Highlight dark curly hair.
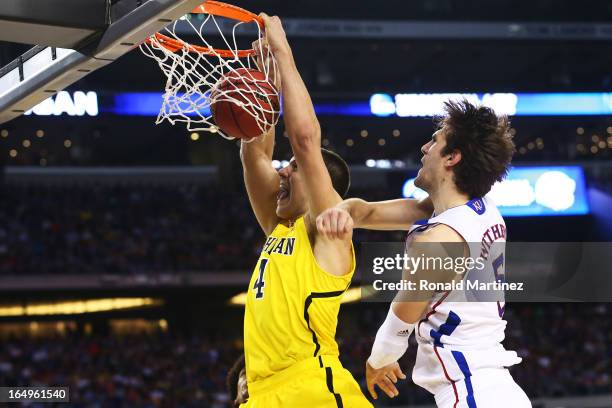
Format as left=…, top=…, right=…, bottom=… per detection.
left=226, top=354, right=245, bottom=406
left=437, top=99, right=515, bottom=198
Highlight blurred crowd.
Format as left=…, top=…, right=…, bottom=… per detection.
left=0, top=184, right=263, bottom=274
left=1, top=303, right=610, bottom=407
left=504, top=303, right=612, bottom=399
left=0, top=184, right=406, bottom=275
left=0, top=332, right=242, bottom=408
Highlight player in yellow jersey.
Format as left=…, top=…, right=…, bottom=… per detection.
left=238, top=14, right=372, bottom=408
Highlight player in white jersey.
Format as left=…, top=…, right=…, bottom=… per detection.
left=317, top=100, right=531, bottom=407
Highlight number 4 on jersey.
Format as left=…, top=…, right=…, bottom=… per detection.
left=253, top=258, right=268, bottom=299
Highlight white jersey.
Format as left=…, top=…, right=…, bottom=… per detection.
left=409, top=196, right=523, bottom=397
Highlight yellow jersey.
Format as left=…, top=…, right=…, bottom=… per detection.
left=244, top=216, right=355, bottom=383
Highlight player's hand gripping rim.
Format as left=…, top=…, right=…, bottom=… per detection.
left=365, top=361, right=406, bottom=400
left=258, top=13, right=291, bottom=57
left=316, top=207, right=354, bottom=240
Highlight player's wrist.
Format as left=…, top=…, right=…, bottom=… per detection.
left=336, top=201, right=351, bottom=217
left=368, top=305, right=414, bottom=369
left=338, top=199, right=359, bottom=222
left=271, top=44, right=293, bottom=65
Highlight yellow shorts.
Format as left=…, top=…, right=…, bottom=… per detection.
left=240, top=355, right=373, bottom=408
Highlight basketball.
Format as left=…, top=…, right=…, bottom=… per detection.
left=211, top=68, right=280, bottom=139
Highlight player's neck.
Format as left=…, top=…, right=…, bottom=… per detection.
left=429, top=183, right=470, bottom=216
left=282, top=217, right=298, bottom=227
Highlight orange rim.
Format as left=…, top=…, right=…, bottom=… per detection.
left=146, top=0, right=263, bottom=58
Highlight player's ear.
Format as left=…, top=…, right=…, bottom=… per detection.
left=446, top=150, right=462, bottom=167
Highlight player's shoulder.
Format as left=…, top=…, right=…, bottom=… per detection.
left=414, top=223, right=464, bottom=244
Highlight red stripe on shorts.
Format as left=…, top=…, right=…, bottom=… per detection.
left=433, top=345, right=459, bottom=408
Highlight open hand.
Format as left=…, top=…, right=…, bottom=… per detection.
left=365, top=361, right=406, bottom=400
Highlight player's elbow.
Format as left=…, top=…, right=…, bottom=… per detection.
left=287, top=118, right=320, bottom=148
left=290, top=126, right=319, bottom=153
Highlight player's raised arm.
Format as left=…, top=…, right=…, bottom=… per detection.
left=239, top=39, right=283, bottom=236
left=240, top=126, right=280, bottom=236
left=260, top=14, right=341, bottom=221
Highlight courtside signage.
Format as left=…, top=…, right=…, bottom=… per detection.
left=24, top=91, right=98, bottom=117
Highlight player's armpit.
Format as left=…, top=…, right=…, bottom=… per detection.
left=298, top=141, right=344, bottom=219
left=296, top=149, right=353, bottom=276
left=345, top=197, right=433, bottom=231
left=311, top=232, right=354, bottom=277
left=308, top=182, right=355, bottom=277
left=240, top=128, right=281, bottom=235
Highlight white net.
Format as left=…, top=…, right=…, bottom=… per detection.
left=140, top=5, right=280, bottom=140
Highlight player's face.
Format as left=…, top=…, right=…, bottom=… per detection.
left=234, top=368, right=248, bottom=406
left=414, top=128, right=448, bottom=192
left=276, top=158, right=308, bottom=219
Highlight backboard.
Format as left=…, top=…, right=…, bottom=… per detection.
left=0, top=0, right=204, bottom=124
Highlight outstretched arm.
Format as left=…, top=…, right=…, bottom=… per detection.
left=240, top=127, right=280, bottom=236
left=317, top=197, right=433, bottom=240
left=343, top=197, right=433, bottom=230
left=261, top=14, right=342, bottom=221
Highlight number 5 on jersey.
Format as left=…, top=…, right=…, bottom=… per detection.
left=493, top=253, right=505, bottom=317
left=253, top=258, right=268, bottom=299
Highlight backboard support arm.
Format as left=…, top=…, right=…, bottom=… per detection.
left=0, top=0, right=204, bottom=124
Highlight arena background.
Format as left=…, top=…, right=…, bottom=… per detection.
left=0, top=1, right=611, bottom=407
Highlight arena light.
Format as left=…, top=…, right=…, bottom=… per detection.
left=394, top=93, right=518, bottom=117
left=402, top=166, right=589, bottom=216
left=24, top=91, right=98, bottom=117
left=369, top=93, right=396, bottom=117
left=0, top=297, right=162, bottom=317
left=229, top=292, right=248, bottom=306
left=270, top=160, right=290, bottom=169
left=371, top=92, right=612, bottom=117
left=364, top=159, right=406, bottom=169
left=402, top=178, right=429, bottom=200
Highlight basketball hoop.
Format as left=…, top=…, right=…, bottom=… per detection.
left=140, top=1, right=280, bottom=140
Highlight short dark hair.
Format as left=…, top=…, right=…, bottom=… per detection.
left=438, top=99, right=515, bottom=198
left=321, top=148, right=350, bottom=198
left=226, top=354, right=245, bottom=405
